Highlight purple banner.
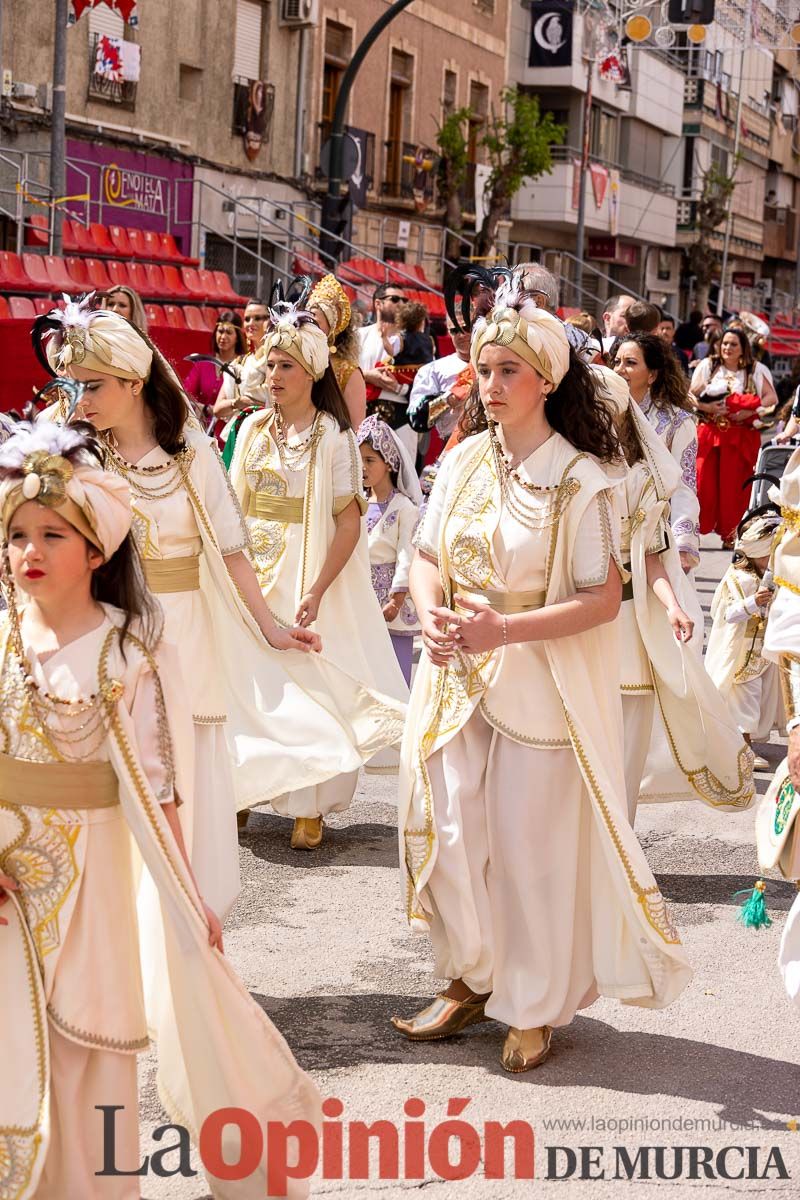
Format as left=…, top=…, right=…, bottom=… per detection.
left=66, top=138, right=193, bottom=252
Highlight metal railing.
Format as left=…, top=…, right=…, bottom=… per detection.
left=548, top=145, right=675, bottom=197
left=0, top=147, right=91, bottom=254
left=381, top=141, right=439, bottom=206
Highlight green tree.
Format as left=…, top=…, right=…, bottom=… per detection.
left=687, top=162, right=737, bottom=313
left=436, top=88, right=564, bottom=264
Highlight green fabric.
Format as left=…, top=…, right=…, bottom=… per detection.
left=222, top=408, right=258, bottom=471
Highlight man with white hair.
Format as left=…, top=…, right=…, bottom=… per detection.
left=514, top=262, right=560, bottom=312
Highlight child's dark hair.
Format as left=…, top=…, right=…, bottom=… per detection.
left=398, top=302, right=428, bottom=331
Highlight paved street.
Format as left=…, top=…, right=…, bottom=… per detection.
left=140, top=539, right=800, bottom=1199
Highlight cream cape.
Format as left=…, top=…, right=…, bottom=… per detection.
left=625, top=466, right=754, bottom=810
left=0, top=610, right=320, bottom=1200
left=138, top=422, right=406, bottom=809
left=399, top=430, right=692, bottom=1009
left=229, top=408, right=409, bottom=708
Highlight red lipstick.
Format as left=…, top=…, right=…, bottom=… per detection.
left=24, top=569, right=45, bottom=579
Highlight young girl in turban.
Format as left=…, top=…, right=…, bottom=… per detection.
left=0, top=422, right=319, bottom=1199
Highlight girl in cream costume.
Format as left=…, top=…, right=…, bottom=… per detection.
left=394, top=288, right=692, bottom=1072
left=706, top=515, right=784, bottom=770
left=230, top=305, right=408, bottom=849
left=44, top=299, right=405, bottom=896
left=595, top=365, right=755, bottom=821
left=0, top=424, right=319, bottom=1200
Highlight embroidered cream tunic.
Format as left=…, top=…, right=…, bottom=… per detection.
left=618, top=460, right=665, bottom=694
left=706, top=565, right=782, bottom=739
left=416, top=432, right=616, bottom=748
left=367, top=489, right=421, bottom=636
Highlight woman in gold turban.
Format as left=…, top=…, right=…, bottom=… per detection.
left=308, top=273, right=367, bottom=427
left=394, top=279, right=692, bottom=1071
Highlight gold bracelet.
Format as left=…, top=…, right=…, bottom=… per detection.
left=779, top=653, right=800, bottom=724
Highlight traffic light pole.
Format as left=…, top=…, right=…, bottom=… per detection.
left=320, top=0, right=416, bottom=262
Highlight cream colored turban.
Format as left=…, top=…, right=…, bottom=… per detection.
left=471, top=303, right=570, bottom=388
left=736, top=514, right=782, bottom=560
left=44, top=298, right=153, bottom=382
left=0, top=422, right=132, bottom=559
left=257, top=304, right=330, bottom=382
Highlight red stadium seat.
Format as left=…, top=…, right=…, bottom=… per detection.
left=65, top=257, right=91, bottom=291
left=89, top=223, right=116, bottom=256
left=44, top=255, right=79, bottom=293
left=158, top=232, right=199, bottom=267
left=198, top=269, right=224, bottom=300
left=8, top=296, right=36, bottom=319
left=126, top=228, right=149, bottom=259
left=0, top=251, right=37, bottom=291
left=63, top=218, right=96, bottom=255
left=212, top=270, right=244, bottom=304
left=180, top=267, right=205, bottom=298
left=107, top=225, right=134, bottom=258
left=21, top=252, right=52, bottom=292
left=201, top=306, right=221, bottom=327
left=184, top=305, right=208, bottom=331
left=144, top=263, right=173, bottom=299
left=126, top=262, right=151, bottom=296
left=162, top=305, right=187, bottom=329
left=161, top=265, right=190, bottom=298
left=144, top=303, right=164, bottom=326
left=34, top=297, right=58, bottom=315
left=25, top=214, right=50, bottom=248
left=0, top=296, right=9, bottom=318
left=141, top=230, right=164, bottom=262
left=108, top=260, right=141, bottom=290
left=84, top=258, right=113, bottom=291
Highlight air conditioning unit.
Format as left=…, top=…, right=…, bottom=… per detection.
left=11, top=81, right=37, bottom=101
left=279, top=0, right=319, bottom=27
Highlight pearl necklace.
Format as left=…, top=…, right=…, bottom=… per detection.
left=272, top=408, right=320, bottom=470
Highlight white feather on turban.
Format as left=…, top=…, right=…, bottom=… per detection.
left=44, top=297, right=153, bottom=382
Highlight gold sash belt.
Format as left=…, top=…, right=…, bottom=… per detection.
left=144, top=555, right=201, bottom=594
left=452, top=581, right=546, bottom=615
left=247, top=493, right=304, bottom=524
left=0, top=753, right=119, bottom=809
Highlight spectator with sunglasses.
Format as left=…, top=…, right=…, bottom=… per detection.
left=357, top=282, right=409, bottom=397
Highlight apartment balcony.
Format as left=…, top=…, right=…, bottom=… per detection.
left=380, top=141, right=439, bottom=209
left=628, top=52, right=684, bottom=137
left=511, top=146, right=676, bottom=248
left=683, top=77, right=771, bottom=156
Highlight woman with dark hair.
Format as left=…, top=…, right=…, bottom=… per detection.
left=184, top=310, right=246, bottom=412
left=614, top=333, right=700, bottom=572
left=0, top=419, right=320, bottom=1197
left=393, top=289, right=690, bottom=1071
left=689, top=326, right=778, bottom=548
left=230, top=304, right=409, bottom=849
left=42, top=298, right=405, bottom=898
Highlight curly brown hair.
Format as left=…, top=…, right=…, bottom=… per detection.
left=334, top=321, right=360, bottom=365
left=459, top=347, right=619, bottom=462
left=615, top=333, right=693, bottom=413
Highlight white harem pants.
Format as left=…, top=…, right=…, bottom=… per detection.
left=425, top=709, right=599, bottom=1030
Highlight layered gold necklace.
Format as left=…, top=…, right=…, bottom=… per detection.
left=271, top=408, right=321, bottom=472
left=487, top=421, right=580, bottom=532
left=103, top=441, right=195, bottom=502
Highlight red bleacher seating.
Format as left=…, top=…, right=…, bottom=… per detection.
left=84, top=258, right=113, bottom=292
left=21, top=253, right=51, bottom=292
left=0, top=251, right=36, bottom=292
left=25, top=214, right=50, bottom=248
left=0, top=296, right=8, bottom=318
left=162, top=305, right=187, bottom=329
left=144, top=263, right=174, bottom=299
left=141, top=231, right=164, bottom=262
left=106, top=260, right=133, bottom=290
left=292, top=251, right=327, bottom=277
left=184, top=305, right=209, bottom=331
left=201, top=306, right=221, bottom=327
left=34, top=297, right=56, bottom=315
left=65, top=257, right=91, bottom=291
left=198, top=269, right=223, bottom=300
left=158, top=232, right=199, bottom=267
left=89, top=223, right=116, bottom=256
left=44, top=255, right=78, bottom=294
left=108, top=225, right=134, bottom=258
left=64, top=218, right=97, bottom=255
left=8, top=296, right=36, bottom=319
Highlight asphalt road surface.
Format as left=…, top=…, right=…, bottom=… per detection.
left=138, top=538, right=800, bottom=1199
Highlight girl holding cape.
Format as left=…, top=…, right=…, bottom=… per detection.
left=393, top=287, right=692, bottom=1072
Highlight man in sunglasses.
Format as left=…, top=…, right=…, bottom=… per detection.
left=408, top=323, right=473, bottom=446
left=357, top=282, right=409, bottom=397
left=693, top=313, right=722, bottom=362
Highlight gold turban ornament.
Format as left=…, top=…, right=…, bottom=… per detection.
left=308, top=274, right=352, bottom=349
left=0, top=423, right=132, bottom=560
left=471, top=301, right=570, bottom=389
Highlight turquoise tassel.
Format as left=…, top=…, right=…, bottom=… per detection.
left=734, top=880, right=772, bottom=929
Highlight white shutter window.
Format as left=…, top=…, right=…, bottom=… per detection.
left=88, top=5, right=125, bottom=40
left=233, top=0, right=263, bottom=81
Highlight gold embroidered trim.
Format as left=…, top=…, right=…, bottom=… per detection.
left=192, top=713, right=227, bottom=726
left=47, top=1005, right=149, bottom=1053
left=620, top=683, right=655, bottom=693
left=775, top=574, right=800, bottom=597
left=480, top=698, right=571, bottom=747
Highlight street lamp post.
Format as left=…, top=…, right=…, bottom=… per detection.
left=320, top=0, right=416, bottom=262
left=49, top=0, right=69, bottom=256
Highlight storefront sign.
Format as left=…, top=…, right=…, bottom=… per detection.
left=732, top=271, right=756, bottom=287
left=587, top=236, right=639, bottom=266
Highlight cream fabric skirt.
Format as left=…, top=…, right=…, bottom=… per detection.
left=621, top=692, right=656, bottom=824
